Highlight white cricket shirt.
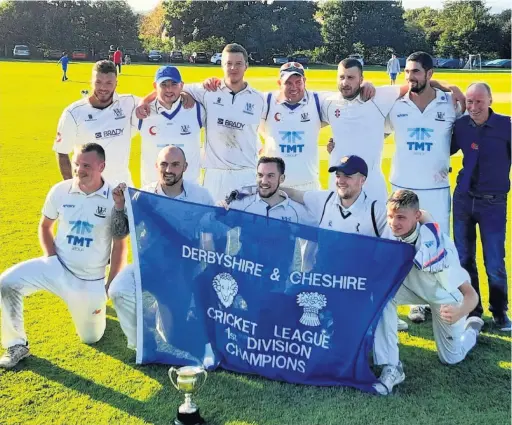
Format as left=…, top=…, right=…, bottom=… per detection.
left=53, top=93, right=138, bottom=187
left=321, top=86, right=401, bottom=201
left=137, top=99, right=205, bottom=187
left=42, top=179, right=114, bottom=280
left=185, top=82, right=265, bottom=170
left=260, top=91, right=323, bottom=186
left=387, top=89, right=459, bottom=190
left=142, top=179, right=214, bottom=206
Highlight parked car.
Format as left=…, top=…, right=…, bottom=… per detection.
left=71, top=49, right=88, bottom=60
left=169, top=51, right=184, bottom=63
left=147, top=50, right=163, bottom=62
left=483, top=59, right=511, bottom=69
left=348, top=54, right=364, bottom=66
left=13, top=45, right=30, bottom=58
left=210, top=53, right=222, bottom=65
left=45, top=49, right=64, bottom=60
left=190, top=52, right=209, bottom=64
left=272, top=53, right=288, bottom=66
left=124, top=48, right=142, bottom=62
left=437, top=58, right=459, bottom=69
left=289, top=54, right=309, bottom=66
left=248, top=52, right=262, bottom=65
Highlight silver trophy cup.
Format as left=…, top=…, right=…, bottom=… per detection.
left=169, top=366, right=207, bottom=425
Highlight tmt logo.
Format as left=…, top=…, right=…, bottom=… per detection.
left=407, top=127, right=434, bottom=152
left=278, top=131, right=305, bottom=154
left=67, top=220, right=94, bottom=248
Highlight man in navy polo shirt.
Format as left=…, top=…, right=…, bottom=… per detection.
left=451, top=82, right=511, bottom=331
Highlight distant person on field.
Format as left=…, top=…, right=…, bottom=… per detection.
left=386, top=53, right=400, bottom=85
left=113, top=47, right=122, bottom=74
left=58, top=51, right=69, bottom=82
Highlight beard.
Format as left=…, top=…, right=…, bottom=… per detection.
left=258, top=185, right=279, bottom=199
left=338, top=85, right=361, bottom=100
left=162, top=171, right=183, bottom=187
left=93, top=90, right=114, bottom=105
left=409, top=78, right=427, bottom=93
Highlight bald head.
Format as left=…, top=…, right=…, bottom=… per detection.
left=156, top=145, right=188, bottom=187
left=466, top=82, right=492, bottom=125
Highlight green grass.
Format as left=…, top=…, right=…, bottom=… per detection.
left=0, top=61, right=510, bottom=425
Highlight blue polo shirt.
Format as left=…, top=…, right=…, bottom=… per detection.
left=59, top=55, right=69, bottom=69
left=451, top=109, right=511, bottom=195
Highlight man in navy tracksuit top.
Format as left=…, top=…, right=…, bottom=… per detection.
left=451, top=82, right=511, bottom=331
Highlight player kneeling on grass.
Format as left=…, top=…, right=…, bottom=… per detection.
left=0, top=143, right=128, bottom=369
left=374, top=190, right=483, bottom=393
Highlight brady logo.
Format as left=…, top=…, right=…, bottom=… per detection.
left=180, top=125, right=191, bottom=135
left=300, top=112, right=310, bottom=122
left=113, top=108, right=126, bottom=119
left=95, top=132, right=102, bottom=139
left=63, top=204, right=75, bottom=208
left=97, top=128, right=124, bottom=139
left=397, top=113, right=408, bottom=118
left=67, top=220, right=94, bottom=248
left=243, top=102, right=255, bottom=115
left=278, top=131, right=305, bottom=154
left=218, top=118, right=245, bottom=130
left=94, top=206, right=107, bottom=218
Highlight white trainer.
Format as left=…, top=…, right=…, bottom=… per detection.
left=373, top=362, right=405, bottom=395
left=398, top=318, right=409, bottom=332
left=408, top=305, right=430, bottom=323
left=0, top=344, right=30, bottom=369
left=465, top=316, right=484, bottom=335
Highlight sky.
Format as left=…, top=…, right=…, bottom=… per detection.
left=127, top=0, right=509, bottom=14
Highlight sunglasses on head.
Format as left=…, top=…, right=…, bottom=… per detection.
left=280, top=62, right=304, bottom=71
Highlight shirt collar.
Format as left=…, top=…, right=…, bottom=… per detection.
left=154, top=99, right=181, bottom=115
left=155, top=180, right=188, bottom=198
left=469, top=108, right=496, bottom=128
left=70, top=179, right=110, bottom=198
left=335, top=190, right=367, bottom=213
left=220, top=80, right=255, bottom=94
left=399, top=88, right=448, bottom=105
left=255, top=190, right=290, bottom=209
left=337, top=92, right=365, bottom=104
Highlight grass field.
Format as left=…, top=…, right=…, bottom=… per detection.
left=0, top=61, right=510, bottom=425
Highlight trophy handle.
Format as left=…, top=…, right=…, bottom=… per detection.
left=168, top=367, right=179, bottom=391
left=195, top=369, right=208, bottom=392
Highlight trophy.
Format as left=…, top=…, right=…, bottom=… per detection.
left=169, top=366, right=207, bottom=425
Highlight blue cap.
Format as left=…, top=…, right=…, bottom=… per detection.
left=154, top=66, right=182, bottom=85
left=328, top=155, right=368, bottom=177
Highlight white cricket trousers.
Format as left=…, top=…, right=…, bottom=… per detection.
left=203, top=168, right=256, bottom=203
left=391, top=185, right=451, bottom=236
left=0, top=256, right=107, bottom=348
left=108, top=264, right=137, bottom=349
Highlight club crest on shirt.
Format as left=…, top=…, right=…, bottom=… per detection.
left=435, top=112, right=445, bottom=121
left=180, top=125, right=191, bottom=135
left=243, top=102, right=255, bottom=115
left=94, top=206, right=107, bottom=218
left=113, top=108, right=126, bottom=120
left=300, top=112, right=310, bottom=122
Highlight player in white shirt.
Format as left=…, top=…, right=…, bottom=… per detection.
left=387, top=52, right=461, bottom=237
left=0, top=143, right=128, bottom=369
left=136, top=66, right=205, bottom=187
left=53, top=60, right=138, bottom=187
left=183, top=43, right=265, bottom=201
left=259, top=62, right=326, bottom=191
left=324, top=58, right=465, bottom=203
left=376, top=189, right=483, bottom=393
left=108, top=146, right=214, bottom=349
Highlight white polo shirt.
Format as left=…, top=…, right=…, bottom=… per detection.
left=230, top=191, right=314, bottom=225
left=399, top=225, right=468, bottom=303
left=302, top=190, right=390, bottom=237
left=42, top=179, right=114, bottom=280
left=260, top=91, right=323, bottom=186
left=321, top=86, right=401, bottom=201
left=142, top=179, right=214, bottom=206
left=136, top=99, right=205, bottom=187
left=185, top=82, right=265, bottom=170
left=387, top=89, right=460, bottom=190
left=53, top=93, right=139, bottom=187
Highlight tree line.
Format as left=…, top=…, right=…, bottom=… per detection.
left=1, top=0, right=510, bottom=62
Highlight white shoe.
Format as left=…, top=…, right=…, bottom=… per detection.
left=0, top=344, right=30, bottom=369
left=373, top=362, right=405, bottom=395
left=408, top=305, right=430, bottom=323
left=398, top=318, right=409, bottom=332
left=465, top=316, right=484, bottom=335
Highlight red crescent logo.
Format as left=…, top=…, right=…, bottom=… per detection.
left=149, top=126, right=157, bottom=136
left=274, top=113, right=281, bottom=122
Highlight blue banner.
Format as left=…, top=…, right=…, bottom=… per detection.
left=126, top=188, right=415, bottom=393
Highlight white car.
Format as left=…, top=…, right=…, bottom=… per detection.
left=13, top=45, right=30, bottom=58
left=210, top=53, right=222, bottom=65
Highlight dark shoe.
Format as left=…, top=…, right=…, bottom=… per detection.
left=492, top=314, right=511, bottom=332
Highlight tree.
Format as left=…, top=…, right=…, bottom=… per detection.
left=494, top=9, right=511, bottom=58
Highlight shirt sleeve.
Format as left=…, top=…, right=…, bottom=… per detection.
left=373, top=86, right=401, bottom=118
left=302, top=190, right=332, bottom=224
left=130, top=95, right=140, bottom=132
left=450, top=125, right=460, bottom=155
left=53, top=109, right=78, bottom=154
left=318, top=92, right=332, bottom=125
left=41, top=184, right=60, bottom=220
left=183, top=83, right=207, bottom=105
left=373, top=201, right=389, bottom=237
left=435, top=237, right=470, bottom=293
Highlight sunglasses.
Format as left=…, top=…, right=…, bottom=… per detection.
left=280, top=62, right=304, bottom=71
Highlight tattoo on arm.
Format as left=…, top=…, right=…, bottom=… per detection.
left=111, top=207, right=129, bottom=239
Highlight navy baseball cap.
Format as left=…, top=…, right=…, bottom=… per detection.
left=154, top=66, right=182, bottom=85
left=328, top=155, right=368, bottom=177
left=279, top=62, right=305, bottom=82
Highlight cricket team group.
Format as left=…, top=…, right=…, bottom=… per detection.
left=0, top=43, right=510, bottom=397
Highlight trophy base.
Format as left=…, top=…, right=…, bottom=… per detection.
left=174, top=408, right=205, bottom=425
